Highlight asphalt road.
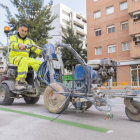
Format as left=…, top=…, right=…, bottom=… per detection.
left=0, top=96, right=140, bottom=140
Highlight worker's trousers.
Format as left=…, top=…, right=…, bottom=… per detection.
left=9, top=56, right=42, bottom=81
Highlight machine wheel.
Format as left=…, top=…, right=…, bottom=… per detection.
left=44, top=83, right=70, bottom=114
left=73, top=101, right=92, bottom=110
left=24, top=96, right=40, bottom=104
left=0, top=76, right=4, bottom=83
left=125, top=100, right=140, bottom=122
left=0, top=84, right=15, bottom=105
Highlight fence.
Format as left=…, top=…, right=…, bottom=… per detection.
left=103, top=81, right=140, bottom=89
left=62, top=74, right=140, bottom=89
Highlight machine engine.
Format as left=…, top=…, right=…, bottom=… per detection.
left=74, top=58, right=117, bottom=89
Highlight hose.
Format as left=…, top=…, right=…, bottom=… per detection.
left=57, top=43, right=91, bottom=94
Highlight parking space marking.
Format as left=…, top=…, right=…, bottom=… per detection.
left=0, top=107, right=113, bottom=133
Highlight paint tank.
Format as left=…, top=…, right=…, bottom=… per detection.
left=43, top=43, right=57, bottom=59
left=75, top=64, right=97, bottom=82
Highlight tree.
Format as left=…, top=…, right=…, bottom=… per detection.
left=60, top=21, right=87, bottom=71
left=0, top=0, right=57, bottom=47
left=0, top=46, right=8, bottom=66
left=2, top=46, right=8, bottom=56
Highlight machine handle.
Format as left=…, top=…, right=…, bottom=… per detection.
left=25, top=44, right=43, bottom=50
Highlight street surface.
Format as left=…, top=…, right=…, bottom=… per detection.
left=0, top=96, right=140, bottom=140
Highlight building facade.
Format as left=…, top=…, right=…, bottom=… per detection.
left=87, top=0, right=140, bottom=85
left=48, top=3, right=87, bottom=48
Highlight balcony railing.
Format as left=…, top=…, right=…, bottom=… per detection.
left=74, top=26, right=84, bottom=33
left=75, top=18, right=86, bottom=25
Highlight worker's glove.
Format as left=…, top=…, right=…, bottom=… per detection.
left=25, top=44, right=33, bottom=49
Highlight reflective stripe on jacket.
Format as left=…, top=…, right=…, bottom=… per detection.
left=9, top=35, right=41, bottom=58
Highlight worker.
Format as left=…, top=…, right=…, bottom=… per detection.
left=9, top=23, right=42, bottom=91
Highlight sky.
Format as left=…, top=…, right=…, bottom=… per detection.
left=0, top=0, right=86, bottom=45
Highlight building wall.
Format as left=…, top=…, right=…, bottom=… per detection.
left=129, top=19, right=140, bottom=35
left=87, top=0, right=131, bottom=61
left=117, top=65, right=131, bottom=82
left=48, top=3, right=87, bottom=48
left=87, top=0, right=140, bottom=83
left=0, top=46, right=7, bottom=70
left=130, top=41, right=140, bottom=58
left=128, top=0, right=140, bottom=13
left=48, top=4, right=61, bottom=45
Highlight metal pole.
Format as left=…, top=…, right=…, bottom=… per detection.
left=4, top=26, right=10, bottom=69
left=6, top=33, right=9, bottom=54
left=72, top=66, right=74, bottom=93
left=5, top=33, right=9, bottom=67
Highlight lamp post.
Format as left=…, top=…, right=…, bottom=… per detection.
left=4, top=26, right=10, bottom=55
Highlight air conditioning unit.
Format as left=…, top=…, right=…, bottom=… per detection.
left=133, top=37, right=140, bottom=42
left=133, top=14, right=139, bottom=20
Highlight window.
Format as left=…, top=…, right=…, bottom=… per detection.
left=106, top=6, right=114, bottom=15
left=95, top=47, right=102, bottom=55
left=0, top=62, right=3, bottom=64
left=0, top=67, right=3, bottom=69
left=94, top=11, right=101, bottom=19
left=120, top=2, right=127, bottom=10
left=62, top=10, right=70, bottom=17
left=121, top=21, right=128, bottom=30
left=122, top=42, right=130, bottom=51
left=108, top=45, right=116, bottom=53
left=95, top=29, right=101, bottom=37
left=107, top=25, right=115, bottom=33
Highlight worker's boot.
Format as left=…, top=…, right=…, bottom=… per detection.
left=15, top=78, right=28, bottom=91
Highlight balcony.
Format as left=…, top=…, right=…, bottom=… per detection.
left=74, top=25, right=85, bottom=34
left=130, top=41, right=140, bottom=58
left=81, top=36, right=87, bottom=40
left=128, top=0, right=140, bottom=14
left=129, top=19, right=140, bottom=35
left=75, top=18, right=86, bottom=25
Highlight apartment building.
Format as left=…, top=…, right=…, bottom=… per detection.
left=48, top=3, right=87, bottom=48
left=0, top=42, right=6, bottom=71
left=87, top=0, right=140, bottom=84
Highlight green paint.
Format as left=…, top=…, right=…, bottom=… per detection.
left=0, top=107, right=110, bottom=133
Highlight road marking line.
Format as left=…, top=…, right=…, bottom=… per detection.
left=106, top=130, right=114, bottom=133
left=0, top=107, right=113, bottom=133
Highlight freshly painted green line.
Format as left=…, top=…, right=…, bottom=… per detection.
left=0, top=107, right=110, bottom=133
